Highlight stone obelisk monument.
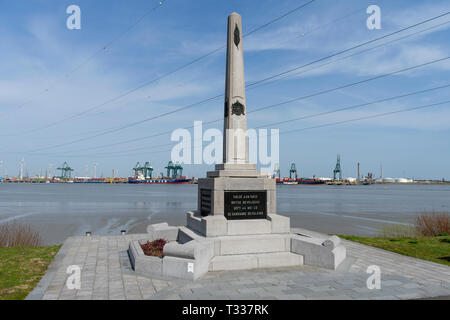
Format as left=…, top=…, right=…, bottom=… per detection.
left=131, top=13, right=346, bottom=281
left=223, top=12, right=248, bottom=165
left=196, top=12, right=277, bottom=222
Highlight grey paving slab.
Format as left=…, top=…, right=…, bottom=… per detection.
left=27, top=232, right=450, bottom=300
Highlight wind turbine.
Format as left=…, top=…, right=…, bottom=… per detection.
left=19, top=158, right=25, bottom=180
left=93, top=161, right=98, bottom=179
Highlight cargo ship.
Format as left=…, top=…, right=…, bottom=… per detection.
left=297, top=178, right=325, bottom=185
left=276, top=178, right=325, bottom=185
left=129, top=161, right=191, bottom=184
left=281, top=178, right=298, bottom=185
left=74, top=178, right=109, bottom=184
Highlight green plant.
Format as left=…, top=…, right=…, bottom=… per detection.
left=0, top=222, right=42, bottom=247
left=415, top=211, right=450, bottom=237
left=378, top=224, right=418, bottom=238
left=140, top=239, right=167, bottom=258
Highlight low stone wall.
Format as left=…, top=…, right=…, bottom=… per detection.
left=129, top=224, right=214, bottom=280
left=129, top=219, right=347, bottom=281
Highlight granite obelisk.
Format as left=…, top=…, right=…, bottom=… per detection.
left=196, top=12, right=276, bottom=220
left=223, top=13, right=248, bottom=164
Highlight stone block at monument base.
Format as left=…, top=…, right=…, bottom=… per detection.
left=128, top=215, right=346, bottom=280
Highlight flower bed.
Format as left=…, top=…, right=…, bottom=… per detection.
left=140, top=239, right=167, bottom=258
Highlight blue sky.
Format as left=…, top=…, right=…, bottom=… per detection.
left=0, top=0, right=449, bottom=179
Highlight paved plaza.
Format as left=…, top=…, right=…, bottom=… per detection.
left=27, top=228, right=450, bottom=300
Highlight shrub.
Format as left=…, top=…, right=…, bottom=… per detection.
left=378, top=224, right=418, bottom=238
left=140, top=239, right=167, bottom=258
left=0, top=222, right=43, bottom=247
left=415, top=211, right=450, bottom=237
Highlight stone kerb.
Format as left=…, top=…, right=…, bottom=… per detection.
left=291, top=233, right=347, bottom=270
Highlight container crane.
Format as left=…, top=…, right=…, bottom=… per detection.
left=143, top=162, right=153, bottom=179
left=333, top=154, right=343, bottom=181
left=165, top=161, right=175, bottom=178
left=289, top=163, right=298, bottom=180
left=57, top=162, right=74, bottom=180
left=174, top=162, right=183, bottom=178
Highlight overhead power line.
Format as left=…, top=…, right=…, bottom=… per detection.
left=26, top=55, right=450, bottom=153
left=20, top=12, right=450, bottom=153
left=28, top=11, right=448, bottom=143
left=280, top=99, right=450, bottom=135
left=246, top=19, right=450, bottom=92
left=245, top=11, right=450, bottom=88
left=25, top=81, right=450, bottom=158
left=24, top=99, right=450, bottom=159
left=257, top=83, right=450, bottom=129
left=247, top=56, right=450, bottom=114
left=5, top=0, right=167, bottom=115
left=243, top=0, right=316, bottom=37
left=17, top=0, right=317, bottom=134
left=49, top=18, right=450, bottom=154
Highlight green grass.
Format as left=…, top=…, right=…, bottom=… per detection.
left=340, top=234, right=450, bottom=267
left=0, top=245, right=61, bottom=300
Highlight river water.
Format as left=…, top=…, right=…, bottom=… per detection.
left=0, top=183, right=449, bottom=245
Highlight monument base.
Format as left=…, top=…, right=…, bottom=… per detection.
left=186, top=211, right=290, bottom=237
left=129, top=164, right=346, bottom=280
left=129, top=212, right=346, bottom=280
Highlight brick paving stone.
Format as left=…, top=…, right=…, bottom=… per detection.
left=30, top=233, right=450, bottom=300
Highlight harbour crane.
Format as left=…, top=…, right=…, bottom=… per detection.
left=165, top=161, right=175, bottom=178
left=133, top=162, right=142, bottom=177
left=174, top=162, right=183, bottom=178
left=57, top=162, right=74, bottom=180
left=143, top=162, right=153, bottom=179
left=289, top=163, right=298, bottom=180
left=333, top=154, right=343, bottom=181
left=272, top=163, right=280, bottom=179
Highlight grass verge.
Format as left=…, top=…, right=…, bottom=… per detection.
left=340, top=234, right=450, bottom=267
left=0, top=245, right=61, bottom=300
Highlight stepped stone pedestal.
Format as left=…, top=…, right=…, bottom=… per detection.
left=128, top=12, right=346, bottom=280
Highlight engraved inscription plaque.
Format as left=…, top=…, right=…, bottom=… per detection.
left=224, top=191, right=267, bottom=220
left=200, top=189, right=212, bottom=216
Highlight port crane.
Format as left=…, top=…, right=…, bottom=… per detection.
left=57, top=162, right=74, bottom=180
left=174, top=162, right=183, bottom=178
left=142, top=162, right=153, bottom=179
left=333, top=154, right=343, bottom=181
left=165, top=161, right=183, bottom=178
left=164, top=161, right=183, bottom=179
left=133, top=162, right=142, bottom=177
left=133, top=162, right=153, bottom=179
left=272, top=163, right=280, bottom=179
left=289, top=163, right=298, bottom=180
left=165, top=161, right=175, bottom=178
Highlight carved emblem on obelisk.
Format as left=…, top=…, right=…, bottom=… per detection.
left=234, top=24, right=240, bottom=48
left=231, top=101, right=245, bottom=116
